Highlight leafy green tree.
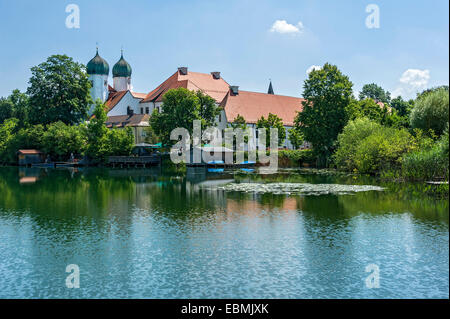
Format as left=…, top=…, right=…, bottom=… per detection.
left=230, top=114, right=247, bottom=130
left=0, top=98, right=13, bottom=124
left=288, top=127, right=304, bottom=149
left=0, top=90, right=30, bottom=125
left=196, top=90, right=221, bottom=128
left=0, top=118, right=19, bottom=161
left=85, top=100, right=111, bottom=162
left=229, top=114, right=249, bottom=145
left=410, top=87, right=449, bottom=136
left=359, top=83, right=391, bottom=104
left=27, top=54, right=92, bottom=125
left=256, top=113, right=286, bottom=147
left=391, top=96, right=413, bottom=117
left=150, top=88, right=219, bottom=146
left=108, top=128, right=135, bottom=156
left=42, top=122, right=87, bottom=160
left=295, top=63, right=353, bottom=166
left=2, top=124, right=45, bottom=163
left=416, top=85, right=449, bottom=100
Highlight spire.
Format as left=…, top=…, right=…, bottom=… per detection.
left=268, top=80, right=274, bottom=95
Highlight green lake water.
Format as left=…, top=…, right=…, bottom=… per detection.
left=0, top=166, right=448, bottom=298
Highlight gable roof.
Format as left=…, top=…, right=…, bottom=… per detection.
left=105, top=90, right=147, bottom=112
left=141, top=70, right=230, bottom=103
left=17, top=149, right=42, bottom=155
left=220, top=90, right=304, bottom=126
left=105, top=114, right=150, bottom=128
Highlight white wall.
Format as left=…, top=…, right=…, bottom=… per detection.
left=107, top=91, right=141, bottom=116
left=89, top=74, right=108, bottom=114
left=113, top=76, right=131, bottom=91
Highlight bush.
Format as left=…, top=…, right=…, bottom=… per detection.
left=42, top=121, right=87, bottom=161
left=108, top=128, right=135, bottom=156
left=334, top=118, right=416, bottom=174
left=278, top=149, right=315, bottom=167
left=410, top=87, right=449, bottom=136
left=402, top=128, right=449, bottom=180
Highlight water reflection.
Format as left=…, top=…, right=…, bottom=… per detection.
left=0, top=166, right=448, bottom=298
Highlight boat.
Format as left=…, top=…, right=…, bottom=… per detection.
left=207, top=168, right=224, bottom=173
left=206, top=160, right=225, bottom=167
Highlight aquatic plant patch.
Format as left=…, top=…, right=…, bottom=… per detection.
left=211, top=182, right=385, bottom=196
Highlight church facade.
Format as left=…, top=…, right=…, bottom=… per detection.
left=86, top=50, right=308, bottom=149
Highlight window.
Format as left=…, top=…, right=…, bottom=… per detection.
left=145, top=107, right=149, bottom=114
left=140, top=107, right=144, bottom=114
left=218, top=114, right=221, bottom=122
left=256, top=130, right=259, bottom=138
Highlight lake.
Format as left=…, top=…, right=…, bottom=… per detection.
left=0, top=166, right=448, bottom=298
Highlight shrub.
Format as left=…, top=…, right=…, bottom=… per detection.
left=278, top=149, right=315, bottom=167
left=334, top=118, right=416, bottom=174
left=42, top=121, right=87, bottom=161
left=410, top=87, right=449, bottom=136
left=402, top=128, right=449, bottom=180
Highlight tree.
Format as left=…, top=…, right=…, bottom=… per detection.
left=288, top=127, right=304, bottom=149
left=150, top=88, right=219, bottom=146
left=85, top=100, right=111, bottom=162
left=359, top=83, right=391, bottom=104
left=0, top=90, right=30, bottom=125
left=196, top=90, right=221, bottom=128
left=256, top=113, right=286, bottom=147
left=42, top=122, right=87, bottom=160
left=294, top=63, right=353, bottom=166
left=0, top=98, right=13, bottom=124
left=108, top=128, right=135, bottom=156
left=230, top=114, right=247, bottom=131
left=391, top=96, right=413, bottom=117
left=27, top=54, right=92, bottom=125
left=410, top=87, right=449, bottom=136
left=229, top=114, right=249, bottom=145
left=0, top=118, right=19, bottom=162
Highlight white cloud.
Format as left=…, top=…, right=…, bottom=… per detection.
left=392, top=69, right=430, bottom=98
left=306, top=65, right=322, bottom=75
left=270, top=20, right=304, bottom=34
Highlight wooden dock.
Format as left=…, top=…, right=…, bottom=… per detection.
left=108, top=155, right=162, bottom=168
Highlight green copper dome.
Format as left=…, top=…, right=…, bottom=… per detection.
left=112, top=53, right=132, bottom=77
left=86, top=49, right=109, bottom=75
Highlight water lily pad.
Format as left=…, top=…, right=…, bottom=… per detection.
left=210, top=182, right=385, bottom=196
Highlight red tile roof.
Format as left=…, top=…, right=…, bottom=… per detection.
left=141, top=70, right=230, bottom=103
left=105, top=90, right=146, bottom=112
left=220, top=90, right=304, bottom=126
left=17, top=149, right=42, bottom=155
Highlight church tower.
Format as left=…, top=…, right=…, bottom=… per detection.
left=86, top=48, right=109, bottom=105
left=112, top=50, right=132, bottom=91
left=268, top=80, right=274, bottom=95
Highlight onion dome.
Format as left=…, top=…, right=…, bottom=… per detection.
left=112, top=52, right=132, bottom=78
left=86, top=49, right=109, bottom=75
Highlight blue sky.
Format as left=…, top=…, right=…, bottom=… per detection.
left=0, top=0, right=448, bottom=99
